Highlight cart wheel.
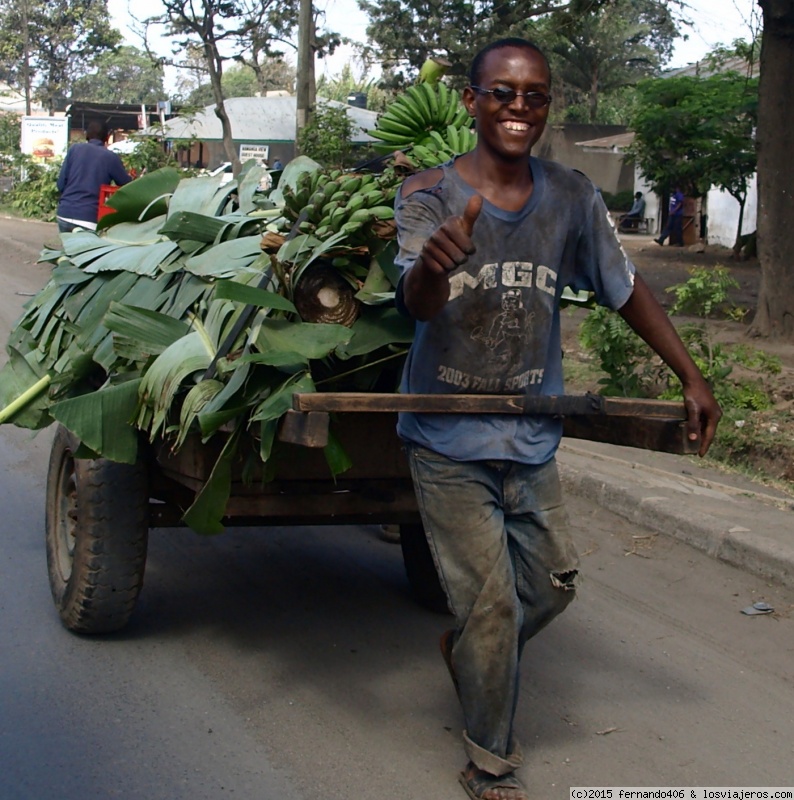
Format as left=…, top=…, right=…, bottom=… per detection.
left=399, top=523, right=450, bottom=614
left=45, top=426, right=149, bottom=634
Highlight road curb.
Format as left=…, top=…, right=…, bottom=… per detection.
left=557, top=445, right=794, bottom=588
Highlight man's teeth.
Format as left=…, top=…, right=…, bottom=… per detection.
left=503, top=121, right=529, bottom=131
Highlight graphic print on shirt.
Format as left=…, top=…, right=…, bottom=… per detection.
left=472, top=288, right=533, bottom=355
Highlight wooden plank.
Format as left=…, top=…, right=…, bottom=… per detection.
left=563, top=415, right=699, bottom=455
left=293, top=392, right=686, bottom=419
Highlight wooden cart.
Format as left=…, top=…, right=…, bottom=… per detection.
left=44, top=393, right=695, bottom=635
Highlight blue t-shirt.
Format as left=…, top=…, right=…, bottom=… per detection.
left=56, top=139, right=131, bottom=224
left=394, top=157, right=636, bottom=465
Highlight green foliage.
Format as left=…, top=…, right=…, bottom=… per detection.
left=7, top=158, right=59, bottom=221
left=600, top=189, right=635, bottom=211
left=541, top=0, right=676, bottom=123
left=666, top=265, right=741, bottom=319
left=297, top=102, right=356, bottom=168
left=578, top=266, right=782, bottom=416
left=183, top=60, right=295, bottom=106
left=122, top=138, right=180, bottom=175
left=0, top=112, right=21, bottom=157
left=0, top=0, right=121, bottom=112
left=628, top=69, right=758, bottom=246
left=578, top=305, right=666, bottom=396
left=70, top=46, right=165, bottom=105
left=316, top=63, right=390, bottom=113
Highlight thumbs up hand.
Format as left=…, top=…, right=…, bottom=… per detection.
left=419, top=194, right=483, bottom=275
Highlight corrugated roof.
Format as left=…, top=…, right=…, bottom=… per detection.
left=575, top=132, right=635, bottom=152
left=663, top=55, right=759, bottom=79
left=145, top=96, right=379, bottom=143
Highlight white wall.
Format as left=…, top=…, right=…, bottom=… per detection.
left=705, top=174, right=757, bottom=247
left=634, top=167, right=661, bottom=235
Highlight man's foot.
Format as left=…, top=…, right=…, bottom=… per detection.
left=458, top=764, right=528, bottom=800
left=654, top=237, right=663, bottom=245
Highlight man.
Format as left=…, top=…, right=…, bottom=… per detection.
left=394, top=38, right=721, bottom=800
left=655, top=186, right=685, bottom=246
left=618, top=191, right=646, bottom=231
left=56, top=120, right=132, bottom=233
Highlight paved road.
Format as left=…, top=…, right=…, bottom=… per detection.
left=1, top=217, right=793, bottom=799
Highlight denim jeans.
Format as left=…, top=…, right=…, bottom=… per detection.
left=406, top=442, right=579, bottom=776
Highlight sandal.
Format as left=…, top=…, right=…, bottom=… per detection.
left=458, top=765, right=528, bottom=800
left=439, top=629, right=461, bottom=700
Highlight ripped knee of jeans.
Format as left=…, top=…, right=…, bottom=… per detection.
left=550, top=569, right=578, bottom=591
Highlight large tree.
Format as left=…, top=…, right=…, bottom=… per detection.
left=70, top=46, right=165, bottom=105
left=543, top=0, right=677, bottom=122
left=0, top=0, right=120, bottom=113
left=184, top=60, right=295, bottom=106
left=753, top=0, right=794, bottom=339
left=358, top=0, right=684, bottom=84
left=141, top=0, right=298, bottom=170
left=629, top=71, right=758, bottom=249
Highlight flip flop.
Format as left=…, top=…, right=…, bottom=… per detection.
left=458, top=767, right=528, bottom=800
left=439, top=629, right=461, bottom=700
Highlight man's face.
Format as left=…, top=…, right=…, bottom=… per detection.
left=463, top=46, right=551, bottom=161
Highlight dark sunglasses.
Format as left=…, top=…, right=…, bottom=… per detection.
left=470, top=86, right=552, bottom=108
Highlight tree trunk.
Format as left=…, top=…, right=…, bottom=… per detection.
left=589, top=67, right=599, bottom=123
left=752, top=0, right=794, bottom=339
left=205, top=43, right=239, bottom=172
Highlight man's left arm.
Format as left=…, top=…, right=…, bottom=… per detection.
left=617, top=272, right=721, bottom=455
left=109, top=154, right=132, bottom=186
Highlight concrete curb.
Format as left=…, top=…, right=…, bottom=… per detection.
left=557, top=442, right=794, bottom=588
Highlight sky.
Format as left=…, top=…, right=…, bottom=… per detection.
left=106, top=0, right=761, bottom=93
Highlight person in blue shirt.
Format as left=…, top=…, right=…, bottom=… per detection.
left=395, top=39, right=720, bottom=800
left=655, top=187, right=685, bottom=246
left=618, top=191, right=646, bottom=231
left=56, top=120, right=132, bottom=233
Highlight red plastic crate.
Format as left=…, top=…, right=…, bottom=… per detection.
left=97, top=184, right=120, bottom=220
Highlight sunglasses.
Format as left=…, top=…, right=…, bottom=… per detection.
left=470, top=86, right=553, bottom=108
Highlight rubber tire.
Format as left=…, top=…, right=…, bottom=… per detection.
left=399, top=523, right=450, bottom=614
left=45, top=426, right=149, bottom=634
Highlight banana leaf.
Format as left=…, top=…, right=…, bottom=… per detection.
left=176, top=379, right=224, bottom=450
left=137, top=330, right=216, bottom=438
left=181, top=426, right=241, bottom=535
left=254, top=319, right=353, bottom=360
left=83, top=241, right=181, bottom=276
left=213, top=279, right=297, bottom=315
left=50, top=378, right=142, bottom=464
left=168, top=174, right=237, bottom=218
left=0, top=347, right=51, bottom=428
left=335, top=307, right=415, bottom=359
left=184, top=237, right=264, bottom=278
left=104, top=303, right=192, bottom=362
left=97, top=168, right=181, bottom=230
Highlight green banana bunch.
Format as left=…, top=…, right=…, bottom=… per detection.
left=280, top=167, right=402, bottom=242
left=370, top=81, right=470, bottom=154
left=407, top=124, right=478, bottom=169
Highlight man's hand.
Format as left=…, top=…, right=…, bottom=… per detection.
left=419, top=194, right=483, bottom=275
left=682, top=376, right=722, bottom=457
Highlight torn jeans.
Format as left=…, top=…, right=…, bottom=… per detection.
left=406, top=443, right=579, bottom=776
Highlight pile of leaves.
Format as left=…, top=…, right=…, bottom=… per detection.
left=0, top=78, right=478, bottom=532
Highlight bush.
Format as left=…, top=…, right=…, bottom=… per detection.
left=7, top=157, right=60, bottom=221
left=601, top=189, right=635, bottom=211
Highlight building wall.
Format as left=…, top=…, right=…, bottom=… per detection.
left=705, top=175, right=757, bottom=248
left=535, top=124, right=635, bottom=194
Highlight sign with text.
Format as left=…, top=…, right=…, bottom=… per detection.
left=20, top=116, right=69, bottom=164
left=239, top=144, right=269, bottom=165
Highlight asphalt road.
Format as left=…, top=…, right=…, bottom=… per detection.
left=1, top=217, right=793, bottom=800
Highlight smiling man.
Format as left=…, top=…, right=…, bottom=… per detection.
left=393, top=38, right=721, bottom=800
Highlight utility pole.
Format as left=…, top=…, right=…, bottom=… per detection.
left=295, top=0, right=313, bottom=153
